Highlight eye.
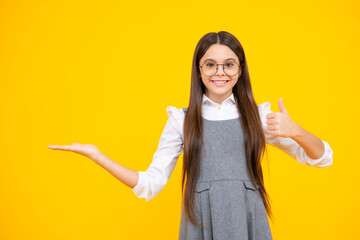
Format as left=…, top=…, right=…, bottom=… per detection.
left=206, top=63, right=215, bottom=67
left=225, top=63, right=234, bottom=67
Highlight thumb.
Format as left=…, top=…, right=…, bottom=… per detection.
left=278, top=97, right=288, bottom=114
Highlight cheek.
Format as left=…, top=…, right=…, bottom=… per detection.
left=201, top=75, right=211, bottom=84
left=230, top=77, right=238, bottom=87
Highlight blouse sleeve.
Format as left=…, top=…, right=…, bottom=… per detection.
left=131, top=106, right=184, bottom=201
left=257, top=102, right=333, bottom=168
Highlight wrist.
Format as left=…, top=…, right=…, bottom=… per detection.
left=292, top=123, right=305, bottom=140
left=90, top=151, right=103, bottom=162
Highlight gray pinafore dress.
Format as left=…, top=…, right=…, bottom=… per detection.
left=179, top=108, right=273, bottom=240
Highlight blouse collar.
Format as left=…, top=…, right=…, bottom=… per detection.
left=202, top=93, right=235, bottom=105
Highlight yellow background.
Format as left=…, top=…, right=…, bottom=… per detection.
left=1, top=0, right=359, bottom=239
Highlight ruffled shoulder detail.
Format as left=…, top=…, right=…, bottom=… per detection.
left=257, top=102, right=272, bottom=115
left=257, top=102, right=272, bottom=133
left=166, top=106, right=185, bottom=121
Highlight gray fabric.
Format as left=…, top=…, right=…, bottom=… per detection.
left=179, top=107, right=272, bottom=240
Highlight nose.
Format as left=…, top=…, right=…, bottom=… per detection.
left=216, top=64, right=225, bottom=76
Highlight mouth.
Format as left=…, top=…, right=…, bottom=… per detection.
left=211, top=80, right=230, bottom=87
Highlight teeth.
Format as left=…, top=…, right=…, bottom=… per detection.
left=212, top=81, right=227, bottom=83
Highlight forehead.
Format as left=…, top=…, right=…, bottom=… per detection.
left=200, top=44, right=239, bottom=63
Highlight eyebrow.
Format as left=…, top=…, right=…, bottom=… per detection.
left=204, top=58, right=237, bottom=62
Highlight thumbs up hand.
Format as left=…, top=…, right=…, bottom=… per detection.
left=265, top=97, right=301, bottom=138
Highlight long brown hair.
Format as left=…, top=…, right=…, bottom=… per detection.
left=181, top=31, right=274, bottom=227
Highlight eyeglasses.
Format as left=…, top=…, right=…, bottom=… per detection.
left=199, top=60, right=242, bottom=77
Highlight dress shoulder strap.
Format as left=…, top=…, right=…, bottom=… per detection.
left=182, top=107, right=188, bottom=114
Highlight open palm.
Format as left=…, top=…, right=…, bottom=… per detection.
left=47, top=143, right=101, bottom=160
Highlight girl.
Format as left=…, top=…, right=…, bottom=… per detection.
left=48, top=31, right=333, bottom=240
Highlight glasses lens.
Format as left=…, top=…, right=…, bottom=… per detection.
left=224, top=61, right=239, bottom=76
left=202, top=62, right=217, bottom=76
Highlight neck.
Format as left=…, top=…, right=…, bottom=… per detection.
left=205, top=91, right=232, bottom=105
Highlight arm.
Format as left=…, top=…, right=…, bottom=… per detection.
left=47, top=143, right=140, bottom=189
left=291, top=124, right=325, bottom=159
left=47, top=106, right=184, bottom=200
left=258, top=99, right=333, bottom=167
left=265, top=132, right=333, bottom=167
left=92, top=152, right=140, bottom=189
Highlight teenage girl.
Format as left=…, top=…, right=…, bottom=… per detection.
left=48, top=31, right=333, bottom=240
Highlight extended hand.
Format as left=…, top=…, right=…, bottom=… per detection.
left=265, top=98, right=301, bottom=138
left=47, top=143, right=101, bottom=161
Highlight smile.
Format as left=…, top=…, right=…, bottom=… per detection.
left=211, top=80, right=230, bottom=87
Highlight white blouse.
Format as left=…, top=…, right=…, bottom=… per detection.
left=131, top=93, right=333, bottom=201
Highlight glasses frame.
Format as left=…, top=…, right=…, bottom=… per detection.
left=199, top=61, right=242, bottom=77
